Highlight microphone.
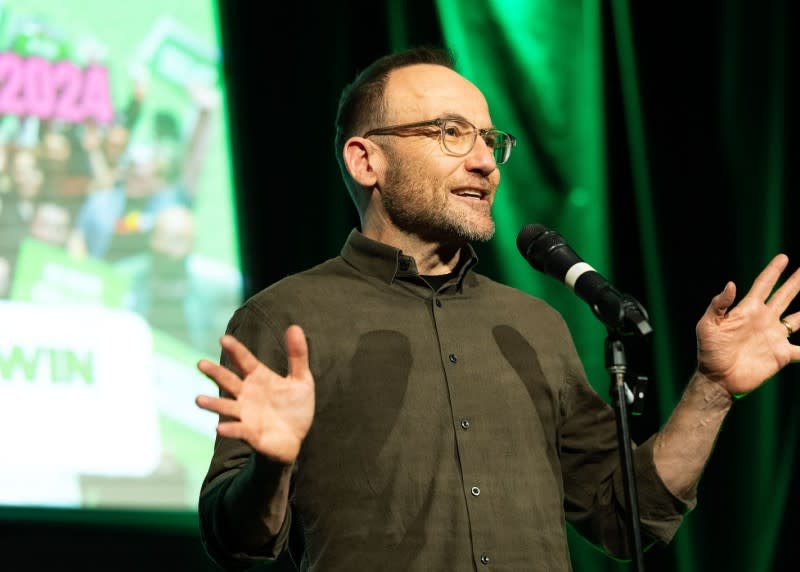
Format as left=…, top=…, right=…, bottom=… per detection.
left=516, top=223, right=652, bottom=336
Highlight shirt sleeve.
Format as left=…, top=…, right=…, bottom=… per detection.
left=558, top=342, right=696, bottom=559
left=197, top=303, right=296, bottom=568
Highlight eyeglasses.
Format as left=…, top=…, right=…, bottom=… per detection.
left=363, top=116, right=517, bottom=165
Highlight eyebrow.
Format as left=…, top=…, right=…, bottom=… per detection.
left=439, top=113, right=497, bottom=131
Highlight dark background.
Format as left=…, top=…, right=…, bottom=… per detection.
left=3, top=1, right=797, bottom=570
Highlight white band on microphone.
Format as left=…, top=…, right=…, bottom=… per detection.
left=564, top=262, right=596, bottom=291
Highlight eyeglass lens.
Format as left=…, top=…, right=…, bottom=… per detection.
left=441, top=119, right=513, bottom=164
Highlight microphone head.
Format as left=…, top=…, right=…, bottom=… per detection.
left=516, top=223, right=555, bottom=271
left=516, top=223, right=548, bottom=255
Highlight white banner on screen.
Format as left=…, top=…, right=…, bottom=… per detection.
left=0, top=301, right=161, bottom=504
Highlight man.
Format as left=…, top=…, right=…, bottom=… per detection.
left=28, top=200, right=73, bottom=248
left=68, top=83, right=219, bottom=262
left=195, top=47, right=800, bottom=571
left=69, top=142, right=187, bottom=260
left=114, top=203, right=241, bottom=355
left=0, top=147, right=45, bottom=298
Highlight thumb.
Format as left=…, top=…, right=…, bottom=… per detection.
left=285, top=324, right=311, bottom=381
left=706, top=281, right=737, bottom=320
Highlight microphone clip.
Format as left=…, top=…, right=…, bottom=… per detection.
left=605, top=337, right=650, bottom=416
left=591, top=290, right=653, bottom=338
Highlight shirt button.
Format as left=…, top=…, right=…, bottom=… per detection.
left=471, top=486, right=480, bottom=496
left=435, top=298, right=442, bottom=307
left=460, top=418, right=471, bottom=430
left=448, top=354, right=458, bottom=363
left=398, top=259, right=410, bottom=271
left=480, top=553, right=490, bottom=565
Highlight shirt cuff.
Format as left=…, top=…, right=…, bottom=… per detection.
left=632, top=434, right=698, bottom=544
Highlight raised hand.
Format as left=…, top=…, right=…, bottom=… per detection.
left=696, top=254, right=800, bottom=396
left=195, top=325, right=315, bottom=464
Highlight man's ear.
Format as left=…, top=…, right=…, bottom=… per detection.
left=343, top=137, right=382, bottom=188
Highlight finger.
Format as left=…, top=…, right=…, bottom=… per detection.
left=705, top=281, right=737, bottom=319
left=195, top=395, right=241, bottom=420
left=767, top=265, right=800, bottom=313
left=744, top=253, right=789, bottom=303
left=220, top=334, right=266, bottom=377
left=197, top=358, right=244, bottom=397
left=779, top=310, right=800, bottom=338
left=285, top=325, right=311, bottom=381
left=216, top=421, right=248, bottom=441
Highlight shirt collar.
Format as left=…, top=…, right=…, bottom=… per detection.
left=340, top=228, right=479, bottom=288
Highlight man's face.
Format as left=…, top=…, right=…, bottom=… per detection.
left=123, top=147, right=165, bottom=198
left=105, top=125, right=130, bottom=164
left=373, top=64, right=501, bottom=244
left=30, top=203, right=71, bottom=246
left=150, top=205, right=194, bottom=260
left=150, top=205, right=194, bottom=281
left=40, top=132, right=72, bottom=177
left=12, top=150, right=44, bottom=199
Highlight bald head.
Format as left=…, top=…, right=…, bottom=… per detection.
left=334, top=46, right=457, bottom=213
left=380, top=64, right=491, bottom=126
left=150, top=204, right=194, bottom=259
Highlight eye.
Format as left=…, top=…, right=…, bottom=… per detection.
left=443, top=120, right=471, bottom=138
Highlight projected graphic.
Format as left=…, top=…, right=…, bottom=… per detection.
left=0, top=1, right=240, bottom=511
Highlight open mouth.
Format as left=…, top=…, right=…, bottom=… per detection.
left=451, top=188, right=489, bottom=202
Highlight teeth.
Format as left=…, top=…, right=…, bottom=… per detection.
left=456, top=191, right=482, bottom=199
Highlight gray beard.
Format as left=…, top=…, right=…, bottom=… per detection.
left=381, top=157, right=495, bottom=244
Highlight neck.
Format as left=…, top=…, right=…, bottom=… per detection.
left=362, top=226, right=463, bottom=275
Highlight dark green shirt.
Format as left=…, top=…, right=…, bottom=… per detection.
left=199, top=229, right=693, bottom=571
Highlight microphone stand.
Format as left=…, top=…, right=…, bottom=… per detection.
left=598, top=295, right=652, bottom=572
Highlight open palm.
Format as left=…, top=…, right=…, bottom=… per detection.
left=195, top=325, right=315, bottom=464
left=696, top=254, right=800, bottom=396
